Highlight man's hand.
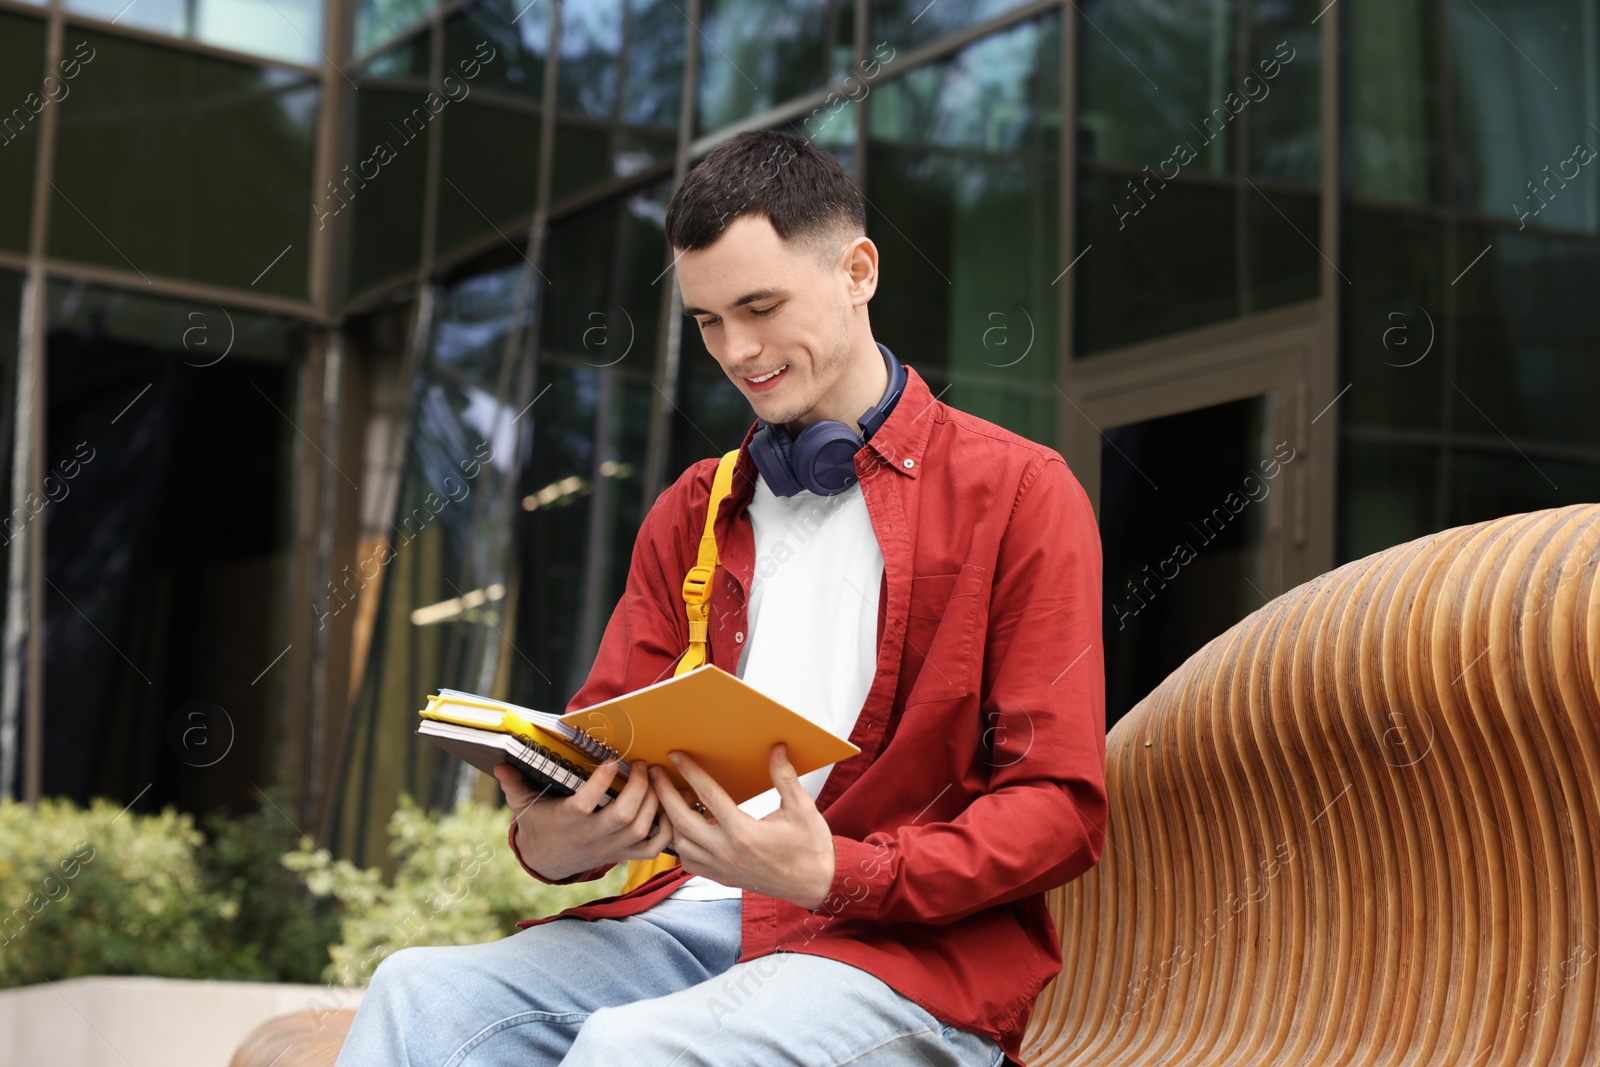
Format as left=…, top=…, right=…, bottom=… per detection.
left=651, top=743, right=836, bottom=910
left=493, top=759, right=675, bottom=882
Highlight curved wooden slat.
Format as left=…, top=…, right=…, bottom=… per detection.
left=1026, top=503, right=1600, bottom=1067
left=229, top=1009, right=356, bottom=1067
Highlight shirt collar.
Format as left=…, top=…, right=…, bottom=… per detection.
left=726, top=357, right=941, bottom=508
left=860, top=361, right=936, bottom=480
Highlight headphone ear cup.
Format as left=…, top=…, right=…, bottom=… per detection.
left=791, top=422, right=864, bottom=495
left=750, top=421, right=805, bottom=497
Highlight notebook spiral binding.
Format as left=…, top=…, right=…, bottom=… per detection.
left=566, top=724, right=622, bottom=765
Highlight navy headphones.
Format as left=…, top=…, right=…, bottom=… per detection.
left=749, top=342, right=907, bottom=497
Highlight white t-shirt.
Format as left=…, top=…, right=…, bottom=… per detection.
left=669, top=470, right=884, bottom=901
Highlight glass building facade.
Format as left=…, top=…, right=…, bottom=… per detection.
left=1, top=0, right=1595, bottom=863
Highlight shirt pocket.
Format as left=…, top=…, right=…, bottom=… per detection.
left=902, top=562, right=989, bottom=703
left=908, top=572, right=961, bottom=619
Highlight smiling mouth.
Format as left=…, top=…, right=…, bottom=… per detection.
left=744, top=365, right=788, bottom=384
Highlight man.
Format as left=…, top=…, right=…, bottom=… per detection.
left=338, top=129, right=1106, bottom=1066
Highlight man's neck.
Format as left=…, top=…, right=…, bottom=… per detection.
left=785, top=338, right=888, bottom=438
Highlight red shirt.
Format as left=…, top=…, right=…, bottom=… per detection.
left=508, top=363, right=1107, bottom=1064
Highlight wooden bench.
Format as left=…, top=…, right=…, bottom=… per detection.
left=1023, top=502, right=1600, bottom=1064
left=236, top=503, right=1600, bottom=1066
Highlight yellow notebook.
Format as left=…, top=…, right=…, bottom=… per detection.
left=418, top=664, right=861, bottom=806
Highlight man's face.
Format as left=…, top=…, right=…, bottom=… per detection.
left=677, top=214, right=859, bottom=432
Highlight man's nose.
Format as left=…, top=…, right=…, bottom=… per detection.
left=722, top=319, right=762, bottom=364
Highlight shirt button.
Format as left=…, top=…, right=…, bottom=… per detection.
left=902, top=458, right=915, bottom=469
left=735, top=631, right=744, bottom=643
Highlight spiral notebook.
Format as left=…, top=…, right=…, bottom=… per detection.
left=417, top=664, right=861, bottom=807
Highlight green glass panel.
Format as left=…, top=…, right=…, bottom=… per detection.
left=49, top=32, right=316, bottom=299
left=346, top=85, right=431, bottom=295
left=622, top=0, right=688, bottom=131
left=449, top=0, right=682, bottom=209
left=1445, top=448, right=1600, bottom=529
left=1079, top=0, right=1318, bottom=180
left=1246, top=2, right=1321, bottom=183
left=557, top=0, right=622, bottom=116
left=1453, top=225, right=1600, bottom=449
left=436, top=100, right=540, bottom=260
left=47, top=279, right=304, bottom=364
left=0, top=12, right=46, bottom=253
left=332, top=261, right=530, bottom=858
left=1448, top=0, right=1600, bottom=232
left=870, top=0, right=1032, bottom=54
left=1075, top=173, right=1238, bottom=355
left=1341, top=206, right=1446, bottom=431
left=445, top=0, right=548, bottom=101
left=194, top=0, right=323, bottom=66
left=866, top=14, right=1060, bottom=446
left=1246, top=185, right=1320, bottom=312
left=550, top=118, right=613, bottom=203
left=365, top=30, right=431, bottom=77
left=1078, top=0, right=1238, bottom=175
left=354, top=0, right=433, bottom=60
left=1347, top=0, right=1441, bottom=204
left=515, top=362, right=652, bottom=701
left=429, top=266, right=524, bottom=385
left=66, top=0, right=322, bottom=66
left=696, top=0, right=843, bottom=135
left=1336, top=439, right=1440, bottom=562
left=539, top=189, right=666, bottom=372
left=1075, top=0, right=1320, bottom=355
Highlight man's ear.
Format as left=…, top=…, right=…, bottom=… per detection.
left=842, top=236, right=879, bottom=305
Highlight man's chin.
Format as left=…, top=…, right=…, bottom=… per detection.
left=748, top=399, right=804, bottom=427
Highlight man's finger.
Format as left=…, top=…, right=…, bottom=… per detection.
left=640, top=804, right=676, bottom=856
left=768, top=743, right=813, bottom=811
left=651, top=766, right=718, bottom=850
left=493, top=763, right=540, bottom=814
left=667, top=751, right=738, bottom=823
left=572, top=759, right=622, bottom=811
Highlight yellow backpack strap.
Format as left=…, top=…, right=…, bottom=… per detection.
left=675, top=448, right=740, bottom=676
left=620, top=448, right=741, bottom=895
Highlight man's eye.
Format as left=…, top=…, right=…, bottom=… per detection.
left=752, top=306, right=777, bottom=316
left=698, top=317, right=719, bottom=328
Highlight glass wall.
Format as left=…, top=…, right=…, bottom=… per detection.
left=330, top=258, right=531, bottom=855
left=66, top=0, right=323, bottom=65
left=513, top=183, right=667, bottom=709
left=695, top=0, right=849, bottom=135
left=346, top=39, right=439, bottom=296
left=0, top=11, right=46, bottom=254
left=345, top=0, right=687, bottom=305
left=8, top=0, right=1598, bottom=844
left=867, top=12, right=1061, bottom=443
left=50, top=31, right=318, bottom=299
left=1074, top=0, right=1322, bottom=355
left=1338, top=0, right=1600, bottom=561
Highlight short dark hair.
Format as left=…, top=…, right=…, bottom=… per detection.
left=664, top=130, right=866, bottom=264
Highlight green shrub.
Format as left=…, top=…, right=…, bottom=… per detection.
left=0, top=793, right=620, bottom=990
left=196, top=794, right=342, bottom=983
left=284, top=796, right=626, bottom=986
left=0, top=797, right=231, bottom=987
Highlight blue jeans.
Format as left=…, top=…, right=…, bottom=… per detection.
left=336, top=897, right=1003, bottom=1067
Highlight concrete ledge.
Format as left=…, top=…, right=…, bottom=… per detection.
left=0, top=975, right=364, bottom=1067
